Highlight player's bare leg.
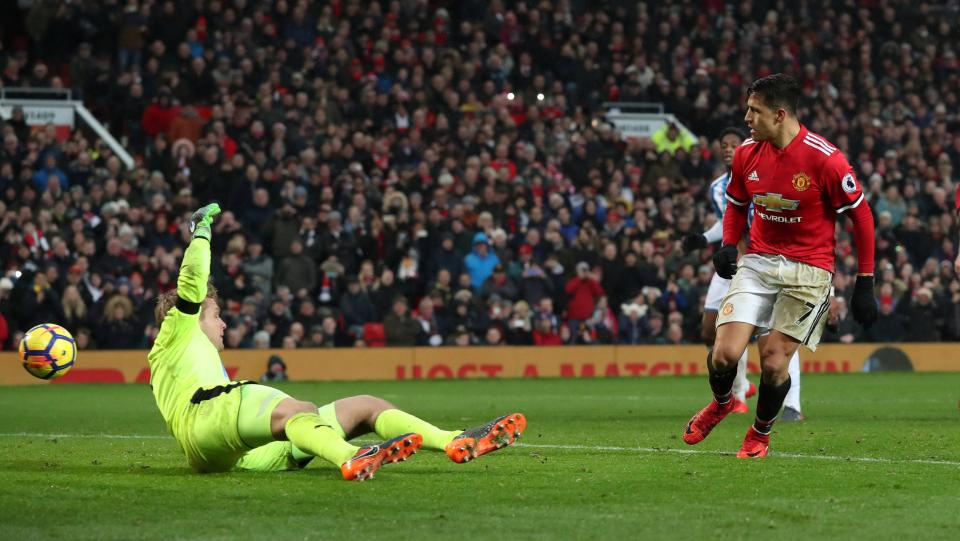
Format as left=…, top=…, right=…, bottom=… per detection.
left=683, top=321, right=755, bottom=444
left=737, top=331, right=800, bottom=458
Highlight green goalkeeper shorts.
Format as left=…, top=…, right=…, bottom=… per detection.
left=177, top=382, right=341, bottom=473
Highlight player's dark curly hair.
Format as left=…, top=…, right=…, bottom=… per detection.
left=718, top=127, right=747, bottom=141
left=747, top=73, right=801, bottom=114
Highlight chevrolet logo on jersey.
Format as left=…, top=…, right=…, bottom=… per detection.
left=752, top=193, right=799, bottom=212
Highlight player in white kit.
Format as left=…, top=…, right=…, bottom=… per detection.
left=683, top=127, right=804, bottom=421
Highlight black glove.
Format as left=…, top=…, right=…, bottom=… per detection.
left=712, top=244, right=739, bottom=279
left=851, top=275, right=877, bottom=328
left=682, top=232, right=708, bottom=252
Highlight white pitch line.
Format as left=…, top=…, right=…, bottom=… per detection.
left=0, top=432, right=170, bottom=440
left=2, top=433, right=958, bottom=467
left=517, top=443, right=960, bottom=467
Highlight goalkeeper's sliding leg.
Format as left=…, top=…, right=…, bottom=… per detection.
left=232, top=386, right=526, bottom=480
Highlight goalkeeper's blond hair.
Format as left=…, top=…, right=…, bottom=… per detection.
left=154, top=283, right=218, bottom=326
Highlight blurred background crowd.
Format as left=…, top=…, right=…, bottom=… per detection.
left=0, top=0, right=959, bottom=350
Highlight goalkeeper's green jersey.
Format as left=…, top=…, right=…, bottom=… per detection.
left=147, top=238, right=229, bottom=438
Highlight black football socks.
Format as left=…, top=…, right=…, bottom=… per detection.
left=754, top=375, right=792, bottom=434
left=707, top=349, right=738, bottom=405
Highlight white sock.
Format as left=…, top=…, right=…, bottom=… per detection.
left=732, top=348, right=749, bottom=401
left=783, top=350, right=802, bottom=412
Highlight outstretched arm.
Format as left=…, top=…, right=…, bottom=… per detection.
left=177, top=204, right=221, bottom=308
left=154, top=204, right=221, bottom=346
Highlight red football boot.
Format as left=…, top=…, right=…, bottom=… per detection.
left=736, top=426, right=770, bottom=458
left=682, top=398, right=737, bottom=445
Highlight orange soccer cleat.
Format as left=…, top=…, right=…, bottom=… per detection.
left=745, top=381, right=758, bottom=399
left=340, top=433, right=422, bottom=481
left=736, top=426, right=770, bottom=458
left=445, top=413, right=526, bottom=464
left=682, top=398, right=737, bottom=445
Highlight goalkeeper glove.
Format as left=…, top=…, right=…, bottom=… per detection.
left=189, top=203, right=221, bottom=241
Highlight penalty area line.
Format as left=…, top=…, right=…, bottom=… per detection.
left=517, top=443, right=960, bottom=467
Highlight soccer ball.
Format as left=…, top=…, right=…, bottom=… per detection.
left=19, top=324, right=77, bottom=380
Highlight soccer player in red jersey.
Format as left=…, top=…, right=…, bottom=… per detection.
left=682, top=74, right=877, bottom=458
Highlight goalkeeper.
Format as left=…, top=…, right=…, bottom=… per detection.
left=148, top=203, right=526, bottom=480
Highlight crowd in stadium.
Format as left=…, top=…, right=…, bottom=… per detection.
left=1, top=0, right=959, bottom=350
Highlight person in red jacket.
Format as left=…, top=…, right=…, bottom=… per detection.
left=564, top=261, right=604, bottom=332
left=532, top=314, right=563, bottom=345
left=141, top=87, right=179, bottom=138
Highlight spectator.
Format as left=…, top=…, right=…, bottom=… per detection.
left=564, top=262, right=604, bottom=331
left=822, top=297, right=862, bottom=344
left=644, top=312, right=667, bottom=345
left=97, top=295, right=140, bottom=349
left=532, top=315, right=562, bottom=346
left=339, top=277, right=376, bottom=337
left=450, top=325, right=473, bottom=347
left=505, top=300, right=534, bottom=346
left=464, top=232, right=500, bottom=291
left=370, top=268, right=401, bottom=320
left=383, top=296, right=419, bottom=347
left=901, top=288, right=942, bottom=342
left=866, top=298, right=907, bottom=343
left=651, top=122, right=696, bottom=155
left=251, top=330, right=271, bottom=349
left=618, top=302, right=649, bottom=345
left=61, top=284, right=90, bottom=332
left=430, top=232, right=463, bottom=282
left=243, top=240, right=274, bottom=296
left=260, top=355, right=288, bottom=383
left=483, top=326, right=505, bottom=346
left=414, top=297, right=444, bottom=347
left=665, top=323, right=686, bottom=345
left=33, top=153, right=68, bottom=192
left=318, top=316, right=351, bottom=348
left=480, top=263, right=519, bottom=302
left=318, top=211, right=358, bottom=275
left=274, top=239, right=316, bottom=297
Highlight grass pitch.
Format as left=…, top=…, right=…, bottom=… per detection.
left=1, top=374, right=959, bottom=540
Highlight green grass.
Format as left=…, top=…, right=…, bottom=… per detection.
left=1, top=374, right=959, bottom=540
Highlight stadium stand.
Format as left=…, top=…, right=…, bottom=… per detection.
left=0, top=0, right=959, bottom=350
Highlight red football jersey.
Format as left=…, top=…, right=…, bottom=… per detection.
left=724, top=125, right=864, bottom=273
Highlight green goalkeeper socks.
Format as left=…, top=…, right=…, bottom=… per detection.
left=284, top=412, right=358, bottom=466
left=374, top=409, right=460, bottom=450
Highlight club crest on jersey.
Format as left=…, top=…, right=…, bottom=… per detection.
left=792, top=172, right=811, bottom=192
left=752, top=193, right=800, bottom=212
left=842, top=173, right=858, bottom=193
left=722, top=303, right=734, bottom=315
left=747, top=170, right=760, bottom=182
